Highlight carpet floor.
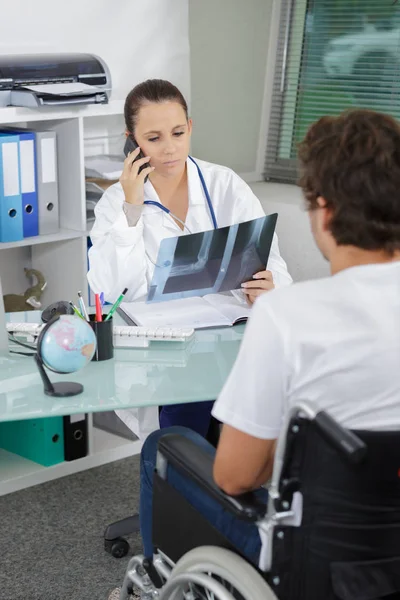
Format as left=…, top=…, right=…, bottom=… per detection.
left=0, top=454, right=143, bottom=600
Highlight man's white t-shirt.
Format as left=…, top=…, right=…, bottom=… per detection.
left=212, top=262, right=400, bottom=438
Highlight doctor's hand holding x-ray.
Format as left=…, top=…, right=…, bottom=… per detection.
left=88, top=79, right=292, bottom=307
left=241, top=269, right=275, bottom=305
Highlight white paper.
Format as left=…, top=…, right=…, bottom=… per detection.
left=86, top=181, right=106, bottom=195
left=121, top=296, right=233, bottom=330
left=2, top=142, right=19, bottom=197
left=23, top=82, right=102, bottom=96
left=205, top=293, right=250, bottom=324
left=41, top=138, right=56, bottom=183
left=20, top=140, right=35, bottom=194
left=85, top=156, right=124, bottom=180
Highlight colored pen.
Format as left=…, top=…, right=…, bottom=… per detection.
left=104, top=288, right=128, bottom=321
left=95, top=294, right=103, bottom=322
left=69, top=301, right=84, bottom=320
left=99, top=292, right=105, bottom=307
left=77, top=291, right=89, bottom=321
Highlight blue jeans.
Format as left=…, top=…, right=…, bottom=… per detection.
left=140, top=426, right=268, bottom=566
left=159, top=400, right=215, bottom=437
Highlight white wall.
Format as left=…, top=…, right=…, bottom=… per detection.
left=188, top=2, right=329, bottom=282
left=0, top=0, right=190, bottom=104
left=0, top=0, right=191, bottom=298
left=251, top=182, right=330, bottom=282
left=189, top=0, right=272, bottom=173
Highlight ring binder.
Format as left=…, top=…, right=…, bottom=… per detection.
left=63, top=414, right=88, bottom=461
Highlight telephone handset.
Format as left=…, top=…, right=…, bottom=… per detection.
left=123, top=135, right=150, bottom=183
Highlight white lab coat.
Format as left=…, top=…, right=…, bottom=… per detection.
left=87, top=157, right=292, bottom=303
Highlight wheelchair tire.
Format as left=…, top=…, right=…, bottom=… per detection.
left=164, top=546, right=277, bottom=600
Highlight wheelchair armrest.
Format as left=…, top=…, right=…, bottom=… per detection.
left=157, top=433, right=267, bottom=522
left=314, top=411, right=367, bottom=464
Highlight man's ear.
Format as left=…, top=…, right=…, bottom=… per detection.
left=317, top=196, right=333, bottom=232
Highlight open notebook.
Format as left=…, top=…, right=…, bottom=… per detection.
left=120, top=293, right=251, bottom=330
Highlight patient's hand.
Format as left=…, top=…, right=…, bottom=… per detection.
left=241, top=270, right=275, bottom=305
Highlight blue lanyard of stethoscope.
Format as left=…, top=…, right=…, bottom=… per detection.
left=143, top=156, right=218, bottom=231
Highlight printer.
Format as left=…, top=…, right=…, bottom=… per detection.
left=0, top=53, right=111, bottom=108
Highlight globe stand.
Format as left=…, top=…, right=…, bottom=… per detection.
left=34, top=354, right=84, bottom=397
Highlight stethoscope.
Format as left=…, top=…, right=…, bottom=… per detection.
left=143, top=156, right=218, bottom=234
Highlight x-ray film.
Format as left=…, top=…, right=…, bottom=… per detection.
left=147, top=213, right=278, bottom=303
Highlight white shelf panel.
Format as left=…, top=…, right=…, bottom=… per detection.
left=0, top=228, right=86, bottom=250
left=0, top=99, right=124, bottom=124
left=0, top=428, right=142, bottom=496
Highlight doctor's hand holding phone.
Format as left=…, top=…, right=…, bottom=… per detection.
left=120, top=137, right=155, bottom=206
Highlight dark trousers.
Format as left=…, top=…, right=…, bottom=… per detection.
left=140, top=427, right=267, bottom=563
left=159, top=400, right=215, bottom=438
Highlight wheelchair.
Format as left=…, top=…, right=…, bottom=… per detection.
left=118, top=402, right=400, bottom=599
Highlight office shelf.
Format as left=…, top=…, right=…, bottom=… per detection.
left=0, top=427, right=142, bottom=496
left=0, top=102, right=129, bottom=495
left=0, top=228, right=86, bottom=250
left=0, top=99, right=124, bottom=125
left=0, top=101, right=125, bottom=309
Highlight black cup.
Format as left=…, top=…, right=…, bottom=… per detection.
left=89, top=315, right=114, bottom=361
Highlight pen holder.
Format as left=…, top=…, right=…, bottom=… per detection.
left=89, top=315, right=114, bottom=361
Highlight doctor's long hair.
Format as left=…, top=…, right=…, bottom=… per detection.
left=124, top=79, right=189, bottom=134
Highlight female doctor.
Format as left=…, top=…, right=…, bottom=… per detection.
left=88, top=79, right=292, bottom=437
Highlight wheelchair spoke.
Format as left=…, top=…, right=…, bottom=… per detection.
left=206, top=587, right=214, bottom=600
left=165, top=547, right=269, bottom=600
left=205, top=572, right=215, bottom=600
left=185, top=581, right=210, bottom=600
left=182, top=573, right=245, bottom=600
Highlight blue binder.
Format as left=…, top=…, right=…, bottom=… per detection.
left=15, top=131, right=38, bottom=237
left=0, top=133, right=23, bottom=242
left=0, top=129, right=38, bottom=238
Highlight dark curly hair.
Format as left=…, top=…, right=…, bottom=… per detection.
left=298, top=109, right=400, bottom=254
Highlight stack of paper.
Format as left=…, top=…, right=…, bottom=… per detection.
left=85, top=175, right=117, bottom=223
left=85, top=155, right=124, bottom=180
left=22, top=82, right=105, bottom=97
left=120, top=293, right=251, bottom=330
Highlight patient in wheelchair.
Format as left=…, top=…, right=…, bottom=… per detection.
left=111, top=109, right=400, bottom=599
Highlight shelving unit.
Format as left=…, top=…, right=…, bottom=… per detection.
left=0, top=424, right=142, bottom=496
left=0, top=101, right=143, bottom=496
left=0, top=228, right=85, bottom=250
left=0, top=100, right=125, bottom=307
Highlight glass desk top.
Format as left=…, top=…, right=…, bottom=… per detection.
left=0, top=311, right=245, bottom=422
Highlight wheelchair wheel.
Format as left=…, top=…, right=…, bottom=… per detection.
left=161, top=546, right=277, bottom=600
left=107, top=537, right=130, bottom=558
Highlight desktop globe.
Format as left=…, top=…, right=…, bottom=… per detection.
left=35, top=314, right=97, bottom=397
left=40, top=314, right=95, bottom=372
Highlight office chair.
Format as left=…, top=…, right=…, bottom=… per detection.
left=118, top=403, right=400, bottom=599
left=104, top=414, right=221, bottom=558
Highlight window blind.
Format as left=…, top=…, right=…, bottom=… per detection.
left=265, top=0, right=400, bottom=183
